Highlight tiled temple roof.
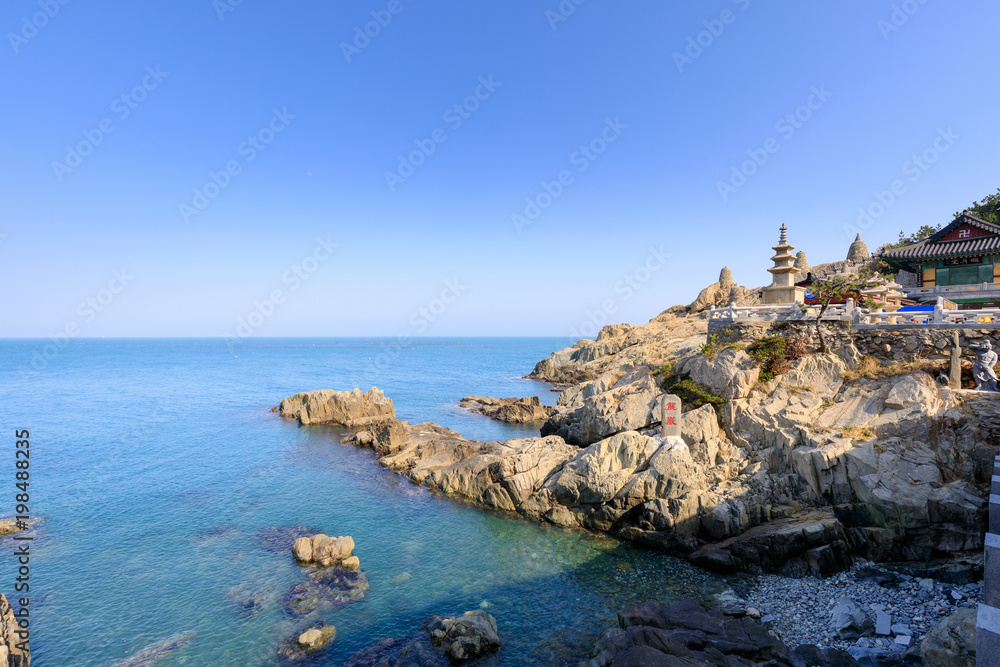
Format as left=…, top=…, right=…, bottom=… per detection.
left=881, top=213, right=1000, bottom=260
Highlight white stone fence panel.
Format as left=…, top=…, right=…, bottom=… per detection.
left=709, top=300, right=1000, bottom=329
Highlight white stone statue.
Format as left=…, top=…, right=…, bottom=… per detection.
left=973, top=341, right=999, bottom=392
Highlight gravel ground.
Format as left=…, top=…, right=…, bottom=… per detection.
left=734, top=560, right=981, bottom=653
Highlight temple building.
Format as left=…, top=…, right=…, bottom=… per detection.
left=880, top=212, right=1000, bottom=308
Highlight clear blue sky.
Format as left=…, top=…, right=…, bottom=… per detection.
left=3, top=1, right=999, bottom=338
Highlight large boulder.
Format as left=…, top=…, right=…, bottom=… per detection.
left=278, top=388, right=395, bottom=427
left=292, top=534, right=355, bottom=567
left=829, top=596, right=875, bottom=640
left=920, top=608, right=975, bottom=667
left=585, top=599, right=856, bottom=666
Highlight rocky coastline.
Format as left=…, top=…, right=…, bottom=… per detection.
left=276, top=293, right=995, bottom=662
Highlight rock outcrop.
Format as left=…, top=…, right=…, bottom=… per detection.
left=458, top=396, right=555, bottom=423
left=342, top=417, right=745, bottom=559
left=541, top=366, right=664, bottom=446
left=688, top=266, right=759, bottom=314
left=278, top=388, right=395, bottom=427
left=292, top=534, right=356, bottom=567
left=528, top=315, right=708, bottom=384
left=0, top=596, right=27, bottom=667
left=584, top=599, right=856, bottom=666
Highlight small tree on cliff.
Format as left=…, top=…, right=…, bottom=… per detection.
left=808, top=272, right=879, bottom=354
left=956, top=187, right=1000, bottom=224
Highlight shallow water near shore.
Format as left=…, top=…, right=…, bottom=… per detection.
left=2, top=338, right=725, bottom=665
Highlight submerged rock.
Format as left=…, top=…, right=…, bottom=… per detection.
left=280, top=565, right=369, bottom=617
left=279, top=387, right=395, bottom=427
left=277, top=622, right=337, bottom=664
left=254, top=525, right=324, bottom=554
left=344, top=610, right=499, bottom=665
left=226, top=581, right=274, bottom=617
left=109, top=630, right=196, bottom=667
left=344, top=636, right=447, bottom=667
left=459, top=396, right=555, bottom=423
left=425, top=610, right=500, bottom=662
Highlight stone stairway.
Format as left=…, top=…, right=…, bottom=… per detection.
left=977, top=455, right=1000, bottom=663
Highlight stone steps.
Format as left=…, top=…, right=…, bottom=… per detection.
left=977, top=456, right=1000, bottom=661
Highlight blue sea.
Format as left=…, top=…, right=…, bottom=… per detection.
left=1, top=338, right=724, bottom=666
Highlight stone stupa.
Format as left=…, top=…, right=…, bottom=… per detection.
left=847, top=234, right=870, bottom=262
left=764, top=225, right=806, bottom=305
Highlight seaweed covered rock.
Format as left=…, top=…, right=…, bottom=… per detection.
left=280, top=566, right=369, bottom=617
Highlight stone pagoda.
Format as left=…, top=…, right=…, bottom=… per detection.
left=764, top=224, right=806, bottom=305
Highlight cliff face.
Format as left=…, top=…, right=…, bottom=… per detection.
left=527, top=316, right=994, bottom=575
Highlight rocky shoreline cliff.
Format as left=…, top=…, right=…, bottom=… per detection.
left=277, top=302, right=993, bottom=663
left=279, top=311, right=993, bottom=581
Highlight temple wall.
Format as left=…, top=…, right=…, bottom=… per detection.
left=709, top=320, right=1000, bottom=364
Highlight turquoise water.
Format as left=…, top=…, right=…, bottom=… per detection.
left=2, top=338, right=722, bottom=665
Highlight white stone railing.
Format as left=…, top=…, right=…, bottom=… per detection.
left=709, top=302, right=853, bottom=323
left=709, top=300, right=1000, bottom=328
left=905, top=282, right=1000, bottom=298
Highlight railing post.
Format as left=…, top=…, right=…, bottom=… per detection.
left=933, top=304, right=944, bottom=324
